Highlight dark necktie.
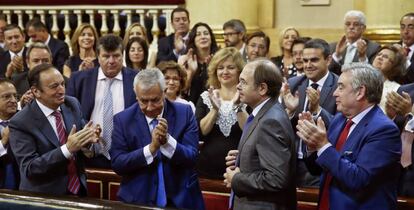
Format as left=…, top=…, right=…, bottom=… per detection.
left=52, top=111, right=80, bottom=195
left=404, top=46, right=411, bottom=57
left=319, top=119, right=353, bottom=210
left=151, top=119, right=167, bottom=207
left=229, top=114, right=254, bottom=209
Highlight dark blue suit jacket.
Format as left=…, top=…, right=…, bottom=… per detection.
left=66, top=67, right=137, bottom=120
left=9, top=96, right=88, bottom=195
left=48, top=37, right=70, bottom=72
left=0, top=48, right=28, bottom=78
left=307, top=106, right=401, bottom=210
left=110, top=101, right=205, bottom=210
left=157, top=34, right=178, bottom=64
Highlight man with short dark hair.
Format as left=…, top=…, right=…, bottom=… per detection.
left=224, top=59, right=297, bottom=210
left=0, top=79, right=19, bottom=190
left=399, top=13, right=414, bottom=84
left=0, top=24, right=28, bottom=79
left=297, top=62, right=401, bottom=210
left=26, top=18, right=69, bottom=72
left=110, top=68, right=205, bottom=209
left=281, top=38, right=338, bottom=187
left=291, top=37, right=311, bottom=76
left=223, top=19, right=246, bottom=59
left=156, top=7, right=190, bottom=63
left=9, top=63, right=98, bottom=196
left=67, top=34, right=137, bottom=168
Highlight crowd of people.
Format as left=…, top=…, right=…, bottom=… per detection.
left=0, top=6, right=413, bottom=210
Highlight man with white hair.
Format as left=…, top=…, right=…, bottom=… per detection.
left=110, top=68, right=205, bottom=209
left=329, top=10, right=380, bottom=75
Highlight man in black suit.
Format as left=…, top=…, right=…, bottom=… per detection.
left=26, top=18, right=69, bottom=73
left=281, top=38, right=338, bottom=187
left=0, top=24, right=28, bottom=79
left=156, top=7, right=190, bottom=64
left=399, top=13, right=414, bottom=84
left=0, top=14, right=6, bottom=52
left=9, top=63, right=98, bottom=196
left=329, top=10, right=380, bottom=75
left=0, top=79, right=19, bottom=190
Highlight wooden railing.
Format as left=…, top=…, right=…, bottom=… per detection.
left=0, top=4, right=179, bottom=53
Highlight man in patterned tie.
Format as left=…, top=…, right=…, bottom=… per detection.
left=110, top=69, right=204, bottom=209
left=67, top=34, right=137, bottom=169
left=0, top=79, right=19, bottom=190
left=297, top=62, right=401, bottom=210
left=9, top=63, right=98, bottom=196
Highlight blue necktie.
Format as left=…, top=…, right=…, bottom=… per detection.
left=229, top=114, right=254, bottom=209
left=151, top=119, right=167, bottom=207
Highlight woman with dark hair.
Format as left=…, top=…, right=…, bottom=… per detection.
left=125, top=37, right=148, bottom=72
left=123, top=23, right=156, bottom=68
left=157, top=60, right=195, bottom=112
left=178, top=22, right=219, bottom=105
left=63, top=23, right=99, bottom=78
left=372, top=45, right=406, bottom=114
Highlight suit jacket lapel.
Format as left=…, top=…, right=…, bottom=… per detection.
left=238, top=98, right=276, bottom=152
left=319, top=73, right=334, bottom=105
left=86, top=68, right=99, bottom=118
left=164, top=100, right=176, bottom=137
left=32, top=102, right=61, bottom=148
left=135, top=105, right=152, bottom=146
left=121, top=68, right=134, bottom=108
left=298, top=79, right=308, bottom=111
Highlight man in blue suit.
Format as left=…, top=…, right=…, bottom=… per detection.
left=297, top=62, right=401, bottom=210
left=67, top=34, right=137, bottom=168
left=110, top=69, right=204, bottom=210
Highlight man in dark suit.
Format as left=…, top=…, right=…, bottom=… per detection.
left=224, top=59, right=296, bottom=210
left=12, top=42, right=52, bottom=96
left=223, top=19, right=247, bottom=62
left=156, top=7, right=190, bottom=64
left=0, top=24, right=28, bottom=79
left=399, top=13, right=414, bottom=84
left=0, top=79, right=19, bottom=190
left=67, top=34, right=137, bottom=168
left=329, top=10, right=380, bottom=75
left=282, top=38, right=338, bottom=187
left=26, top=18, right=69, bottom=72
left=385, top=83, right=414, bottom=196
left=0, top=14, right=6, bottom=52
left=110, top=69, right=204, bottom=209
left=9, top=63, right=98, bottom=196
left=297, top=62, right=401, bottom=210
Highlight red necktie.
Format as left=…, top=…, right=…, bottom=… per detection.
left=319, top=119, right=353, bottom=210
left=404, top=47, right=411, bottom=57
left=52, top=111, right=81, bottom=195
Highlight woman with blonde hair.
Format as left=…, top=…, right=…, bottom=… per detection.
left=63, top=23, right=99, bottom=78
left=271, top=27, right=300, bottom=78
left=195, top=47, right=248, bottom=179
left=123, top=23, right=156, bottom=68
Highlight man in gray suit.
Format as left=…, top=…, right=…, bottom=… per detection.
left=224, top=59, right=296, bottom=210
left=9, top=63, right=98, bottom=196
left=329, top=10, right=380, bottom=75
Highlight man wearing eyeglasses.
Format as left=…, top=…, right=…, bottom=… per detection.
left=223, top=19, right=247, bottom=61
left=281, top=38, right=338, bottom=188
left=329, top=10, right=380, bottom=75
left=0, top=79, right=19, bottom=190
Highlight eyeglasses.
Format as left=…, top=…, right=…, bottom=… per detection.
left=223, top=32, right=240, bottom=37
left=0, top=93, right=19, bottom=101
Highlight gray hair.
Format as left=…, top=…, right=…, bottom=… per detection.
left=341, top=62, right=383, bottom=104
left=26, top=42, right=52, bottom=60
left=344, top=10, right=366, bottom=25
left=223, top=19, right=246, bottom=33
left=133, top=68, right=166, bottom=92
